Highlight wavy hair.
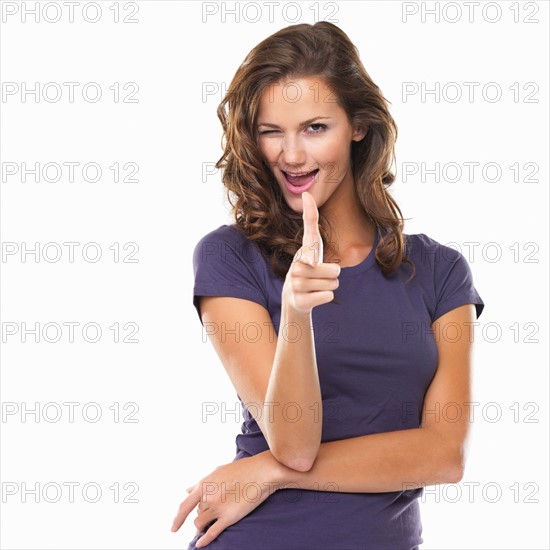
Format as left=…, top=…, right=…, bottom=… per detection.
left=215, top=21, right=415, bottom=282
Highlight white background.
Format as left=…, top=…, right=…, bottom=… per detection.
left=1, top=1, right=548, bottom=549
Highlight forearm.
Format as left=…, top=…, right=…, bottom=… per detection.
left=263, top=426, right=460, bottom=493
left=263, top=301, right=322, bottom=471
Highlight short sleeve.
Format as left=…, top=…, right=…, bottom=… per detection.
left=192, top=225, right=269, bottom=325
left=431, top=240, right=485, bottom=323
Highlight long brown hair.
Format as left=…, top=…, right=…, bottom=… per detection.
left=215, top=21, right=415, bottom=282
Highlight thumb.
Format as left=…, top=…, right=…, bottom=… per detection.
left=301, top=191, right=323, bottom=265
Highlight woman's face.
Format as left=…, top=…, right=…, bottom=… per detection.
left=256, top=75, right=366, bottom=212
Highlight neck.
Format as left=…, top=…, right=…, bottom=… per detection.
left=320, top=172, right=376, bottom=263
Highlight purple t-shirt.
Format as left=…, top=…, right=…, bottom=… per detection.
left=188, top=223, right=484, bottom=550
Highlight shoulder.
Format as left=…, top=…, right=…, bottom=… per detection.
left=191, top=224, right=271, bottom=320
left=404, top=232, right=463, bottom=268
left=194, top=224, right=259, bottom=255
left=404, top=232, right=455, bottom=255
left=402, top=231, right=475, bottom=290
left=404, top=232, right=484, bottom=321
left=192, top=223, right=267, bottom=272
left=194, top=223, right=246, bottom=249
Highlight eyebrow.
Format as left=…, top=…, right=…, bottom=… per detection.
left=257, top=116, right=332, bottom=128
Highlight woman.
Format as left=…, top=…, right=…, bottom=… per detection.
left=171, top=21, right=485, bottom=549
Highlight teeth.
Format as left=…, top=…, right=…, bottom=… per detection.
left=285, top=170, right=316, bottom=176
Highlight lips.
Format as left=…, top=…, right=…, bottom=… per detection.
left=282, top=169, right=319, bottom=186
left=282, top=169, right=319, bottom=194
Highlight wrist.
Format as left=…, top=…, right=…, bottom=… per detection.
left=281, top=296, right=313, bottom=324
left=258, top=450, right=298, bottom=489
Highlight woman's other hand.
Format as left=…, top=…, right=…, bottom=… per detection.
left=170, top=452, right=286, bottom=548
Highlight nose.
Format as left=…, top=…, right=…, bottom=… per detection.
left=280, top=134, right=307, bottom=167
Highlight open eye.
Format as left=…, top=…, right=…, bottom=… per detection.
left=306, top=123, right=327, bottom=134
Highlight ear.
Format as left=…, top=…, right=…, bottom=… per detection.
left=352, top=124, right=367, bottom=142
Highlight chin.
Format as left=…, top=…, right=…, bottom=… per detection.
left=285, top=199, right=303, bottom=213
left=284, top=191, right=312, bottom=212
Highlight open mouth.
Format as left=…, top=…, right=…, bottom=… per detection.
left=281, top=169, right=319, bottom=186
left=281, top=169, right=319, bottom=194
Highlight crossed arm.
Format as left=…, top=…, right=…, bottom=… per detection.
left=171, top=302, right=476, bottom=542
left=257, top=303, right=477, bottom=493
left=208, top=302, right=475, bottom=492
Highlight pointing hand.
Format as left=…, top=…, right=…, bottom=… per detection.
left=282, top=192, right=341, bottom=315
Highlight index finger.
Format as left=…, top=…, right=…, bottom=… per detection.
left=171, top=489, right=201, bottom=532
left=301, top=191, right=323, bottom=265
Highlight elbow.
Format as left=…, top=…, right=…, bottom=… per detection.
left=427, top=427, right=467, bottom=484
left=284, top=456, right=316, bottom=473
left=444, top=461, right=464, bottom=484
left=442, top=446, right=466, bottom=484
left=265, top=429, right=320, bottom=473
left=271, top=447, right=318, bottom=473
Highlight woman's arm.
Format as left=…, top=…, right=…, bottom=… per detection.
left=200, top=194, right=339, bottom=472
left=263, top=300, right=323, bottom=471
left=200, top=288, right=332, bottom=473
left=262, top=425, right=458, bottom=493
left=171, top=304, right=475, bottom=545
left=263, top=304, right=476, bottom=492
